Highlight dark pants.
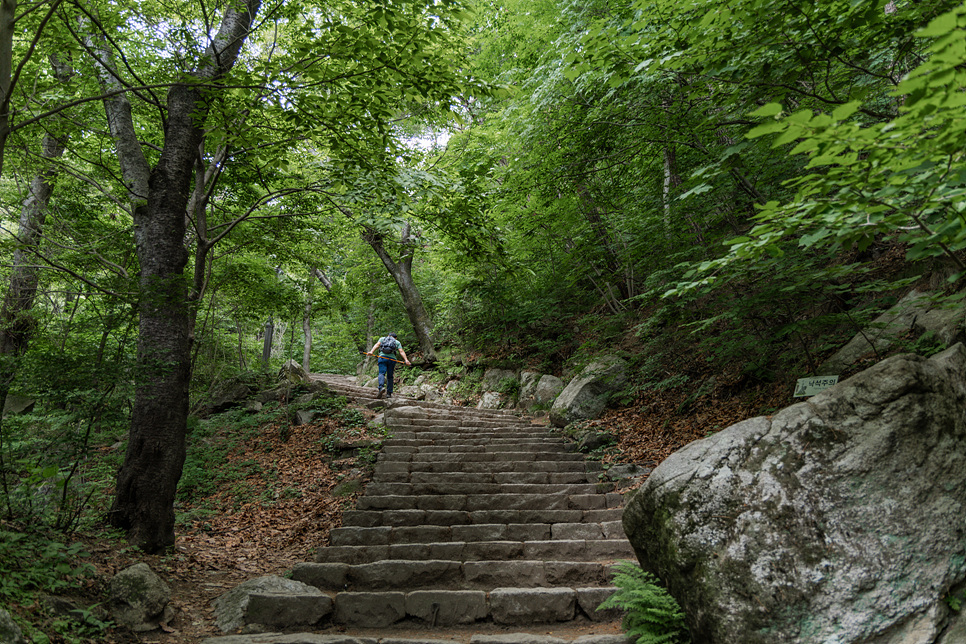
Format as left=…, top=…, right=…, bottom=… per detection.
left=378, top=357, right=396, bottom=395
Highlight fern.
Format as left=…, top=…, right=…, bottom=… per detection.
left=599, top=560, right=690, bottom=644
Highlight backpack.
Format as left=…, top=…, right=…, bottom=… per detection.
left=379, top=336, right=397, bottom=355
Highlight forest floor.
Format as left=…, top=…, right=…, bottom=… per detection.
left=18, top=373, right=792, bottom=644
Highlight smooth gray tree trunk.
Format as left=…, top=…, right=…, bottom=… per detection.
left=364, top=223, right=437, bottom=363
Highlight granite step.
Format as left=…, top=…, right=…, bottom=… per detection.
left=363, top=482, right=612, bottom=496
left=314, top=539, right=635, bottom=564
left=340, top=508, right=624, bottom=528
left=386, top=431, right=558, bottom=441
left=382, top=438, right=570, bottom=448
left=373, top=460, right=596, bottom=476
left=381, top=444, right=574, bottom=456
left=378, top=471, right=601, bottom=485
left=294, top=559, right=615, bottom=593
left=310, top=586, right=620, bottom=628
left=328, top=522, right=626, bottom=547
left=355, top=493, right=624, bottom=512
left=377, top=451, right=584, bottom=464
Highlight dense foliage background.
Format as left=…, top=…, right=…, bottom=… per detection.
left=2, top=0, right=965, bottom=639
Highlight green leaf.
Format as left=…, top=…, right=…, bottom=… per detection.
left=749, top=102, right=783, bottom=117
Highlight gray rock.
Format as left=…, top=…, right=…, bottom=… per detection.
left=2, top=393, right=35, bottom=417
left=419, top=384, right=441, bottom=401
left=623, top=344, right=966, bottom=644
left=477, top=392, right=504, bottom=409
left=0, top=608, right=26, bottom=644
left=109, top=562, right=174, bottom=632
left=294, top=409, right=315, bottom=425
left=213, top=575, right=325, bottom=632
left=206, top=374, right=264, bottom=414
left=483, top=368, right=519, bottom=391
left=550, top=357, right=628, bottom=427
left=278, top=359, right=307, bottom=384
left=819, top=290, right=966, bottom=375
left=605, top=463, right=653, bottom=482
left=576, top=430, right=615, bottom=452
left=533, top=375, right=564, bottom=406
left=519, top=371, right=541, bottom=399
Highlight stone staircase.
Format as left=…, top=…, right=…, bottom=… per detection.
left=204, top=374, right=633, bottom=644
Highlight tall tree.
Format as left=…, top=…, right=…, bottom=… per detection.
left=100, top=0, right=262, bottom=552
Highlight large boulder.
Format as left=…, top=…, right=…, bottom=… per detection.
left=109, top=563, right=175, bottom=632
left=623, top=344, right=966, bottom=644
left=549, top=357, right=628, bottom=427
left=819, top=290, right=966, bottom=375
left=213, top=575, right=331, bottom=632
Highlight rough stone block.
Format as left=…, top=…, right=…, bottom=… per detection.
left=576, top=587, right=621, bottom=622
left=290, top=563, right=348, bottom=590
left=489, top=588, right=575, bottom=624
left=333, top=592, right=406, bottom=627
left=244, top=592, right=332, bottom=628
left=405, top=590, right=488, bottom=625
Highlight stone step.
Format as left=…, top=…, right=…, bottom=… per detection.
left=204, top=633, right=628, bottom=644
left=389, top=419, right=538, bottom=429
left=383, top=438, right=570, bottom=448
left=329, top=521, right=626, bottom=547
left=382, top=444, right=573, bottom=456
left=281, top=586, right=620, bottom=628
left=373, top=461, right=596, bottom=476
left=340, top=508, right=624, bottom=528
left=204, top=633, right=629, bottom=644
left=355, top=493, right=624, bottom=512
left=377, top=451, right=585, bottom=463
left=386, top=431, right=557, bottom=441
left=314, top=539, right=636, bottom=564
left=378, top=471, right=600, bottom=485
left=364, top=482, right=612, bottom=496
left=293, top=560, right=613, bottom=592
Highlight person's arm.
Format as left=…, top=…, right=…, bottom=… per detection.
left=398, top=347, right=411, bottom=365
left=369, top=342, right=380, bottom=355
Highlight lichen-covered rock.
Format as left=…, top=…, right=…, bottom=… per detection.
left=623, top=344, right=966, bottom=644
left=549, top=357, right=628, bottom=427
left=477, top=391, right=504, bottom=409
left=109, top=562, right=174, bottom=632
left=0, top=608, right=26, bottom=644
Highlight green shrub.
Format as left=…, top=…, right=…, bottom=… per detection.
left=598, top=561, right=690, bottom=644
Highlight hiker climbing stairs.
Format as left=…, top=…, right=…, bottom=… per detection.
left=206, top=373, right=635, bottom=643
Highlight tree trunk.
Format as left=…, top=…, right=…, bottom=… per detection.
left=262, top=317, right=274, bottom=369
left=0, top=0, right=15, bottom=177
left=302, top=299, right=312, bottom=372
left=107, top=0, right=261, bottom=553
left=364, top=224, right=437, bottom=363
left=0, top=54, right=71, bottom=388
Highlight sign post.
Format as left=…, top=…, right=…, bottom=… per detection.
left=793, top=375, right=839, bottom=398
